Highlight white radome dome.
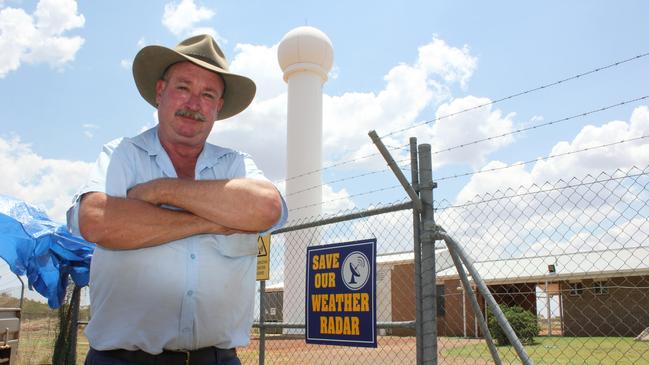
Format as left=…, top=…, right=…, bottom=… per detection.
left=278, top=26, right=334, bottom=81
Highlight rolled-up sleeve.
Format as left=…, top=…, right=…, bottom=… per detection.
left=66, top=138, right=132, bottom=235
left=230, top=153, right=288, bottom=235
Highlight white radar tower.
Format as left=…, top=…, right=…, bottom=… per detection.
left=277, top=26, right=334, bottom=333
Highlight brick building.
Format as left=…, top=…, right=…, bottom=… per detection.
left=434, top=246, right=649, bottom=337
left=263, top=246, right=649, bottom=338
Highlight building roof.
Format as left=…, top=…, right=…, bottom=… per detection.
left=436, top=246, right=649, bottom=285
left=263, top=249, right=454, bottom=292
left=377, top=248, right=452, bottom=267
left=377, top=251, right=414, bottom=265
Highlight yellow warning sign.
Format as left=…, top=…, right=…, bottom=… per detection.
left=256, top=235, right=271, bottom=281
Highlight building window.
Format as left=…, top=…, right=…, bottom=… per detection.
left=568, top=282, right=584, bottom=296
left=437, top=285, right=445, bottom=317
left=593, top=282, right=608, bottom=295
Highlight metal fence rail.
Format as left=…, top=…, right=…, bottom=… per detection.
left=244, top=164, right=649, bottom=364
left=2, top=140, right=646, bottom=364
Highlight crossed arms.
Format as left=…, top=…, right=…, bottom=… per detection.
left=78, top=178, right=282, bottom=250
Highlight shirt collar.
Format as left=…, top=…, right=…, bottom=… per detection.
left=131, top=126, right=235, bottom=170
left=196, top=139, right=234, bottom=171
left=131, top=126, right=163, bottom=156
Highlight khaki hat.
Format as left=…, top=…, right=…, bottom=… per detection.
left=132, top=34, right=256, bottom=120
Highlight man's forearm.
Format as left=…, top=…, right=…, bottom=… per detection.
left=128, top=178, right=282, bottom=232
left=78, top=192, right=240, bottom=250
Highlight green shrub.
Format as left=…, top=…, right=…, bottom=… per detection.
left=487, top=305, right=539, bottom=346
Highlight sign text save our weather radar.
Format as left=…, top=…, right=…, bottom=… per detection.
left=306, top=239, right=376, bottom=347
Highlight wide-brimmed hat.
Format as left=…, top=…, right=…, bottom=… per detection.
left=132, top=34, right=256, bottom=120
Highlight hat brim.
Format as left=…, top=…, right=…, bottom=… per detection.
left=132, top=45, right=256, bottom=121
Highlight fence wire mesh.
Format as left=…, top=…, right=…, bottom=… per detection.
left=432, top=165, right=649, bottom=364
left=243, top=165, right=649, bottom=365
left=1, top=165, right=647, bottom=364
left=244, top=202, right=418, bottom=364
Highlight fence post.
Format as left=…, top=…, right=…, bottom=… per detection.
left=418, top=144, right=437, bottom=365
left=447, top=245, right=502, bottom=365
left=259, top=281, right=266, bottom=365
left=410, top=137, right=423, bottom=365
left=368, top=130, right=426, bottom=362
left=368, top=131, right=422, bottom=211
left=68, top=285, right=80, bottom=365
left=441, top=232, right=534, bottom=365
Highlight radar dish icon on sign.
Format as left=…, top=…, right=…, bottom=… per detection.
left=342, top=251, right=370, bottom=290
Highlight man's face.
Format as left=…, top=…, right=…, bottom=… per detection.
left=155, top=61, right=225, bottom=149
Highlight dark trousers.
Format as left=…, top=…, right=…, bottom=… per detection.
left=85, top=347, right=242, bottom=365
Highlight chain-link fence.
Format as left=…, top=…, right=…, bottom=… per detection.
left=242, top=164, right=649, bottom=364
left=249, top=201, right=419, bottom=364
left=432, top=165, right=649, bottom=364
left=0, top=276, right=90, bottom=365
left=4, top=159, right=649, bottom=364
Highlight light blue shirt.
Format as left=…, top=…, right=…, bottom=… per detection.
left=67, top=127, right=287, bottom=353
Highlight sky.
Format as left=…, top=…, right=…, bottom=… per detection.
left=1, top=0, right=648, bottom=220
left=1, top=1, right=649, bottom=296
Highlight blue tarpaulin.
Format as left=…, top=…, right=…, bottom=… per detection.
left=0, top=195, right=94, bottom=308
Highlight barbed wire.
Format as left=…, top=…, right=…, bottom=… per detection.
left=288, top=184, right=404, bottom=213
left=274, top=53, right=648, bottom=186
left=435, top=134, right=649, bottom=183
left=287, top=136, right=647, bottom=212
left=273, top=144, right=406, bottom=186
left=443, top=170, right=649, bottom=209
left=429, top=95, right=649, bottom=156
left=380, top=51, right=649, bottom=138
left=286, top=163, right=411, bottom=197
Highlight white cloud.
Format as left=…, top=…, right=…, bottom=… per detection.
left=416, top=36, right=477, bottom=89
left=329, top=65, right=339, bottom=80
left=427, top=96, right=516, bottom=168
left=441, top=106, right=649, bottom=260
left=0, top=0, right=84, bottom=77
left=120, top=38, right=145, bottom=71
left=208, top=42, right=287, bottom=180
left=229, top=43, right=284, bottom=101
left=139, top=111, right=159, bottom=134
left=120, top=59, right=131, bottom=69
left=162, top=0, right=223, bottom=41
left=321, top=184, right=355, bottom=215
left=456, top=106, right=649, bottom=203
left=0, top=135, right=92, bottom=222
left=320, top=36, right=488, bottom=173
left=455, top=160, right=532, bottom=204
left=34, top=0, right=84, bottom=35
left=531, top=106, right=649, bottom=182
left=82, top=123, right=98, bottom=139
left=208, top=35, right=491, bottom=193
left=187, top=26, right=220, bottom=40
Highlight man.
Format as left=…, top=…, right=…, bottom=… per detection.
left=67, top=34, right=287, bottom=365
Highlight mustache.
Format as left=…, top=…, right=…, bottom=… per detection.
left=175, top=109, right=207, bottom=122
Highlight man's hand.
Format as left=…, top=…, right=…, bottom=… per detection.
left=78, top=192, right=246, bottom=250
left=126, top=178, right=282, bottom=232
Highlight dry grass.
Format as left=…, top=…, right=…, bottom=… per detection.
left=15, top=318, right=88, bottom=365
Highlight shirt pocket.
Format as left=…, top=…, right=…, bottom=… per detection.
left=209, top=233, right=258, bottom=258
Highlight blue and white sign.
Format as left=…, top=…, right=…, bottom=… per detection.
left=305, top=238, right=377, bottom=347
